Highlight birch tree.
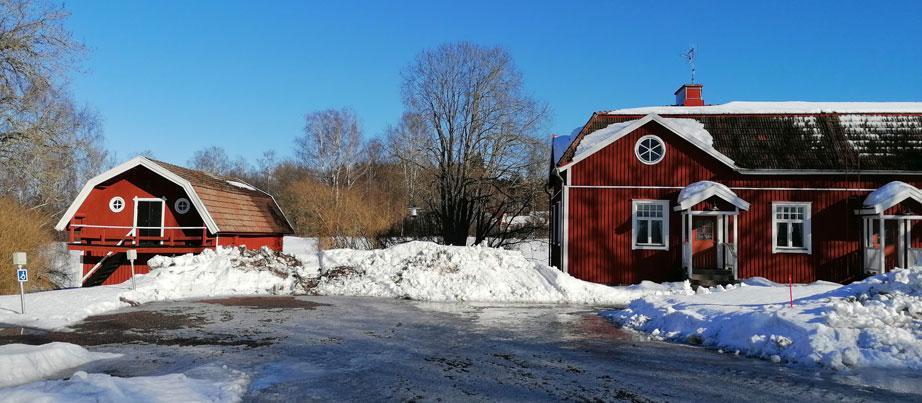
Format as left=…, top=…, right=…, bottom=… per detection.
left=295, top=107, right=365, bottom=200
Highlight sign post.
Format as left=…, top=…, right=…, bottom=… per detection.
left=12, top=252, right=27, bottom=315
left=126, top=249, right=137, bottom=290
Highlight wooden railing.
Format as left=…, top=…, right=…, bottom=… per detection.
left=68, top=224, right=213, bottom=248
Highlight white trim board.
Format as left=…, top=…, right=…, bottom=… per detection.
left=55, top=156, right=221, bottom=233
left=568, top=185, right=878, bottom=192
left=558, top=113, right=737, bottom=172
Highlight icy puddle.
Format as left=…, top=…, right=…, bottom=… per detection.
left=1, top=296, right=920, bottom=402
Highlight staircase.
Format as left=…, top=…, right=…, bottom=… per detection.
left=690, top=269, right=737, bottom=288
left=83, top=253, right=126, bottom=287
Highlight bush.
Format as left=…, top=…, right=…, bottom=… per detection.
left=281, top=178, right=406, bottom=249
left=0, top=198, right=56, bottom=295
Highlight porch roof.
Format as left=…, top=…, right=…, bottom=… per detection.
left=675, top=180, right=750, bottom=211
left=861, top=181, right=922, bottom=215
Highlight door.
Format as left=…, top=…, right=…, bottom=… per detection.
left=692, top=216, right=717, bottom=269
left=868, top=219, right=900, bottom=272
left=135, top=199, right=163, bottom=245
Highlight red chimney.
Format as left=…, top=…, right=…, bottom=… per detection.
left=675, top=84, right=704, bottom=106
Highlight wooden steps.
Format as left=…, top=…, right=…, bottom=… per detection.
left=690, top=269, right=737, bottom=288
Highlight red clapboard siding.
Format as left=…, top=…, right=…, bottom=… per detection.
left=559, top=121, right=922, bottom=285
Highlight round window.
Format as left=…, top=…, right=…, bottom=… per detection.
left=174, top=198, right=191, bottom=215
left=109, top=197, right=125, bottom=213
left=635, top=135, right=666, bottom=165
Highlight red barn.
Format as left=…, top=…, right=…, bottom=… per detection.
left=55, top=156, right=294, bottom=286
left=550, top=84, right=922, bottom=285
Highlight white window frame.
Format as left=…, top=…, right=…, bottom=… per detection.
left=109, top=196, right=125, bottom=213
left=133, top=197, right=166, bottom=238
left=772, top=202, right=812, bottom=254
left=634, top=135, right=666, bottom=165
left=632, top=199, right=670, bottom=250
left=174, top=197, right=191, bottom=215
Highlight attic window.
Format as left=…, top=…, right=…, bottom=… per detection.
left=174, top=198, right=191, bottom=214
left=635, top=135, right=665, bottom=165
left=109, top=197, right=125, bottom=213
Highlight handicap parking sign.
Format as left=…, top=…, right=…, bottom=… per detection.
left=17, top=268, right=27, bottom=282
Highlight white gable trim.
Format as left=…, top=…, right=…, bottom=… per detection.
left=674, top=180, right=751, bottom=211
left=860, top=181, right=922, bottom=215
left=54, top=156, right=221, bottom=233
left=558, top=114, right=737, bottom=171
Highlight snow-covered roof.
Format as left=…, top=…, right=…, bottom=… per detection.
left=604, top=101, right=922, bottom=115
left=561, top=114, right=734, bottom=170
left=676, top=181, right=750, bottom=211
left=862, top=181, right=922, bottom=214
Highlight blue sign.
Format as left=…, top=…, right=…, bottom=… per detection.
left=17, top=268, right=27, bottom=282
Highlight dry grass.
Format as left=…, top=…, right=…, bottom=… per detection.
left=0, top=198, right=55, bottom=295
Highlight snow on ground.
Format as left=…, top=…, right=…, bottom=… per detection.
left=0, top=365, right=249, bottom=403
left=311, top=241, right=688, bottom=304
left=602, top=268, right=922, bottom=370
left=1, top=241, right=687, bottom=330
left=0, top=342, right=120, bottom=388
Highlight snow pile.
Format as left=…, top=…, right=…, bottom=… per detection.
left=121, top=247, right=307, bottom=305
left=862, top=181, right=921, bottom=211
left=0, top=343, right=120, bottom=388
left=0, top=365, right=249, bottom=403
left=603, top=268, right=922, bottom=369
left=572, top=120, right=638, bottom=160
left=662, top=118, right=713, bottom=146
left=309, top=241, right=688, bottom=305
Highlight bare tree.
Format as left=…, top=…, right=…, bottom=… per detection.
left=188, top=146, right=249, bottom=178
left=399, top=42, right=547, bottom=246
left=295, top=107, right=365, bottom=200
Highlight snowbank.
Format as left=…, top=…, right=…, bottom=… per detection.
left=310, top=241, right=688, bottom=305
left=602, top=268, right=922, bottom=369
left=1, top=242, right=689, bottom=330
left=0, top=343, right=120, bottom=388
left=0, top=366, right=248, bottom=403
left=120, top=247, right=306, bottom=305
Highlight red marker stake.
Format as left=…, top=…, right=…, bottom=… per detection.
left=789, top=273, right=794, bottom=308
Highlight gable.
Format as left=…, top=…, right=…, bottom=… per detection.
left=568, top=121, right=733, bottom=187
left=56, top=156, right=294, bottom=235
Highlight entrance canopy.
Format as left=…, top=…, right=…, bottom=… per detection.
left=675, top=181, right=750, bottom=211
left=859, top=181, right=922, bottom=215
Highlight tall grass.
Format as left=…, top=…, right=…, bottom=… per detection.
left=0, top=198, right=55, bottom=295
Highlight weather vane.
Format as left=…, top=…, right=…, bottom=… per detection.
left=681, top=46, right=697, bottom=83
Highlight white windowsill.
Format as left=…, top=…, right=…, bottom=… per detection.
left=773, top=247, right=810, bottom=254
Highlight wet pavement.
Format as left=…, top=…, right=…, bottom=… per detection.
left=1, top=296, right=920, bottom=402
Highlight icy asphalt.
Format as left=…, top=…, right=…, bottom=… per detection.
left=2, top=296, right=920, bottom=402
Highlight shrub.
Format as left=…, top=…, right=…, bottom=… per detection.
left=0, top=198, right=56, bottom=295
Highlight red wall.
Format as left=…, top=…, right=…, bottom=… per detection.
left=69, top=166, right=286, bottom=286
left=561, top=122, right=922, bottom=284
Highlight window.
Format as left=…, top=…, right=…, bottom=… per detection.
left=634, top=135, right=666, bottom=165
left=772, top=202, right=811, bottom=254
left=174, top=198, right=191, bottom=214
left=632, top=200, right=670, bottom=250
left=109, top=197, right=125, bottom=213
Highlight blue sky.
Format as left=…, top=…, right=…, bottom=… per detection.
left=66, top=1, right=922, bottom=165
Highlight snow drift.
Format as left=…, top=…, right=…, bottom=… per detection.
left=310, top=241, right=687, bottom=304
left=602, top=268, right=922, bottom=370
left=0, top=365, right=249, bottom=403
left=0, top=343, right=120, bottom=388
left=0, top=242, right=687, bottom=330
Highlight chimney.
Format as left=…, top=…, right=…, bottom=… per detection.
left=674, top=83, right=704, bottom=106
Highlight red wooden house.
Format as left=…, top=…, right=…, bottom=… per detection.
left=55, top=156, right=294, bottom=286
left=550, top=84, right=922, bottom=285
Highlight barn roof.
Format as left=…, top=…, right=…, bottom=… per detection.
left=55, top=156, right=293, bottom=235
left=557, top=102, right=922, bottom=173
